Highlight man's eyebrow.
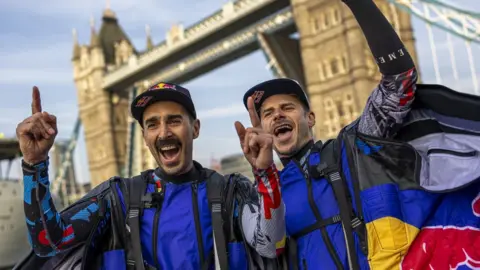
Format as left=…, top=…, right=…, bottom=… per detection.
left=166, top=114, right=183, bottom=120
left=261, top=106, right=274, bottom=114
left=144, top=115, right=160, bottom=124
left=261, top=102, right=296, bottom=114
left=280, top=102, right=296, bottom=107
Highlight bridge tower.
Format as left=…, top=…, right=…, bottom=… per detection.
left=71, top=7, right=134, bottom=187
left=290, top=0, right=419, bottom=140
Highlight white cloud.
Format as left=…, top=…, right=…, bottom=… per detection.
left=197, top=103, right=245, bottom=120
left=0, top=68, right=73, bottom=85
left=0, top=100, right=79, bottom=138
left=0, top=43, right=71, bottom=64
left=0, top=39, right=74, bottom=85
left=194, top=135, right=241, bottom=166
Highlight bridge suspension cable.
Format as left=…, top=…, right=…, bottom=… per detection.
left=387, top=0, right=479, bottom=94
left=125, top=86, right=139, bottom=178
left=51, top=117, right=84, bottom=206
left=388, top=0, right=479, bottom=43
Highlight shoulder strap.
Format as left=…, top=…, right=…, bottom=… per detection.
left=318, top=139, right=360, bottom=270
left=124, top=174, right=148, bottom=270
left=206, top=171, right=229, bottom=270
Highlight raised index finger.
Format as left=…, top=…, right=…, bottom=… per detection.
left=31, top=86, right=42, bottom=115
left=247, top=96, right=261, bottom=128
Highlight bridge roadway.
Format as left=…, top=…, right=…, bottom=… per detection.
left=103, top=0, right=293, bottom=91
left=143, top=9, right=295, bottom=85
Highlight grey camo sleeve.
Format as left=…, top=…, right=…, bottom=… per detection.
left=357, top=67, right=418, bottom=138
left=235, top=164, right=286, bottom=258
left=343, top=0, right=418, bottom=137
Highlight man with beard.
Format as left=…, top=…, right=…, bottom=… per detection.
left=236, top=0, right=422, bottom=269
left=16, top=83, right=285, bottom=270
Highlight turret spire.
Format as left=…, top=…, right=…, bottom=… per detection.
left=90, top=14, right=95, bottom=31
left=72, top=28, right=78, bottom=44
left=89, top=14, right=100, bottom=47
left=72, top=28, right=80, bottom=60
left=103, top=0, right=116, bottom=19
left=146, top=24, right=153, bottom=50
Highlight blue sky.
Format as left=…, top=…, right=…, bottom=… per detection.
left=0, top=0, right=478, bottom=183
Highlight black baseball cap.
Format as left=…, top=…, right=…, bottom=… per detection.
left=130, top=82, right=197, bottom=124
left=243, top=78, right=310, bottom=116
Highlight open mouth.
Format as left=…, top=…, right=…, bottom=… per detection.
left=273, top=123, right=293, bottom=142
left=158, top=143, right=181, bottom=165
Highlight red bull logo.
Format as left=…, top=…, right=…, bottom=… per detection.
left=148, top=83, right=176, bottom=91
left=401, top=193, right=480, bottom=270
left=252, top=91, right=264, bottom=104
left=135, top=96, right=153, bottom=107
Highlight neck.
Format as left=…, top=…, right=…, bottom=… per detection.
left=154, top=161, right=201, bottom=184
left=280, top=139, right=314, bottom=166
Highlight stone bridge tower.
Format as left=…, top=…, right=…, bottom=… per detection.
left=71, top=7, right=135, bottom=187
left=290, top=0, right=419, bottom=140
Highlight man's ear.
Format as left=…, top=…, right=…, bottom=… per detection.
left=307, top=111, right=315, bottom=128
left=193, top=119, right=200, bottom=139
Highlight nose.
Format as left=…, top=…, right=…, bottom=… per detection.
left=158, top=123, right=172, bottom=139
left=273, top=110, right=285, bottom=121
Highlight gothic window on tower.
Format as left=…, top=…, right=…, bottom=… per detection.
left=342, top=93, right=356, bottom=124
left=324, top=60, right=332, bottom=78
left=323, top=12, right=330, bottom=29
left=336, top=100, right=344, bottom=117
left=331, top=58, right=339, bottom=75
left=323, top=97, right=339, bottom=137
left=311, top=17, right=320, bottom=34
left=331, top=8, right=340, bottom=25
left=317, top=63, right=326, bottom=81
left=341, top=54, right=348, bottom=73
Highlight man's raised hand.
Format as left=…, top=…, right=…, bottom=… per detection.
left=235, top=96, right=274, bottom=170
left=16, top=86, right=57, bottom=164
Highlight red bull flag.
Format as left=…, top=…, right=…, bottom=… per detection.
left=341, top=84, right=480, bottom=270
left=401, top=188, right=480, bottom=270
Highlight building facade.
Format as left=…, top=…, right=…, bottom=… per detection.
left=290, top=0, right=418, bottom=141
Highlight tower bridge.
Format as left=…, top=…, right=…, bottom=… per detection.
left=59, top=0, right=479, bottom=190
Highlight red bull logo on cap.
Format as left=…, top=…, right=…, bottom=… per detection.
left=401, top=192, right=480, bottom=270
left=135, top=96, right=153, bottom=107
left=148, top=83, right=176, bottom=91
left=252, top=91, right=264, bottom=104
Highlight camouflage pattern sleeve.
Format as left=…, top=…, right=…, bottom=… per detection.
left=237, top=163, right=286, bottom=258
left=357, top=67, right=418, bottom=138
left=22, top=159, right=105, bottom=257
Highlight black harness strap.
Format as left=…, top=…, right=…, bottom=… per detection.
left=317, top=139, right=360, bottom=270
left=290, top=214, right=341, bottom=239
left=206, top=172, right=229, bottom=270
left=124, top=174, right=148, bottom=270
left=288, top=141, right=343, bottom=270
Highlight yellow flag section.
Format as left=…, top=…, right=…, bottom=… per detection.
left=366, top=217, right=419, bottom=269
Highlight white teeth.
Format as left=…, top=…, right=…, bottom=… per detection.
left=274, top=124, right=292, bottom=134
left=160, top=145, right=178, bottom=151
